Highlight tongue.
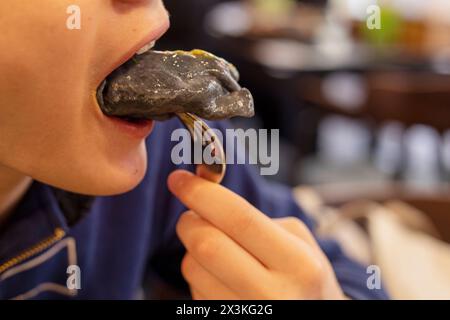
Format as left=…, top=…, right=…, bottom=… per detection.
left=97, top=50, right=254, bottom=121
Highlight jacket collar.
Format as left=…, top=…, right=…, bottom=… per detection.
left=0, top=182, right=93, bottom=270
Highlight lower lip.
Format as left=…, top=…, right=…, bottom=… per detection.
left=107, top=116, right=155, bottom=140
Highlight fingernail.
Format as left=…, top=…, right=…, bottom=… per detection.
left=168, top=170, right=193, bottom=192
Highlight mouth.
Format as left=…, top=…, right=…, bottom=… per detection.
left=94, top=35, right=255, bottom=183
left=95, top=38, right=157, bottom=126
left=95, top=23, right=168, bottom=129
left=96, top=48, right=254, bottom=124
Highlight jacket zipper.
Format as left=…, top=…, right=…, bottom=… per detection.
left=0, top=228, right=66, bottom=275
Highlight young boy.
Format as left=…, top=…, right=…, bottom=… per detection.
left=0, top=0, right=387, bottom=299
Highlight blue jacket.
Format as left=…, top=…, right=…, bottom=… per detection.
left=0, top=119, right=388, bottom=300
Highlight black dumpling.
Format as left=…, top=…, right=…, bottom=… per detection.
left=98, top=50, right=255, bottom=121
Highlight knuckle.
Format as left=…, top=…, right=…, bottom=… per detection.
left=286, top=217, right=311, bottom=234
left=230, top=209, right=257, bottom=236
left=279, top=216, right=299, bottom=227
left=191, top=234, right=221, bottom=259
left=278, top=217, right=317, bottom=246
left=180, top=255, right=196, bottom=281
left=298, top=258, right=326, bottom=291
left=283, top=216, right=299, bottom=224
left=176, top=211, right=196, bottom=234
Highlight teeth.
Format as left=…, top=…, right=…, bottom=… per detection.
left=136, top=41, right=156, bottom=55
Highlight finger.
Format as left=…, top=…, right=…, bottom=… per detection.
left=191, top=288, right=206, bottom=300
left=177, top=211, right=273, bottom=295
left=182, top=254, right=239, bottom=300
left=168, top=170, right=307, bottom=269
left=274, top=217, right=320, bottom=250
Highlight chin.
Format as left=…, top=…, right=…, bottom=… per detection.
left=93, top=169, right=147, bottom=196
left=67, top=167, right=148, bottom=196
left=85, top=149, right=149, bottom=196
left=36, top=144, right=150, bottom=197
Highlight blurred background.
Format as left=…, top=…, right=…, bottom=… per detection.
left=153, top=0, right=450, bottom=298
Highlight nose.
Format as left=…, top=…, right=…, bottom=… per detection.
left=115, top=0, right=152, bottom=4
left=111, top=0, right=170, bottom=29
left=112, top=0, right=167, bottom=13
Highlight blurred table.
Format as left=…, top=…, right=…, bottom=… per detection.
left=312, top=182, right=450, bottom=242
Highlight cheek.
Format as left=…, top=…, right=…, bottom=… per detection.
left=0, top=61, right=149, bottom=196
left=0, top=0, right=155, bottom=195
left=0, top=95, right=150, bottom=196
left=0, top=11, right=96, bottom=141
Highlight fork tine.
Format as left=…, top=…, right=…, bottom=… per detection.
left=176, top=113, right=226, bottom=183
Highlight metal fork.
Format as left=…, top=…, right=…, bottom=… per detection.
left=176, top=113, right=226, bottom=183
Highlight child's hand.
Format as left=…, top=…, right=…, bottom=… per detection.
left=168, top=170, right=345, bottom=300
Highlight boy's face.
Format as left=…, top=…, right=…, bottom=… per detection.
left=0, top=0, right=169, bottom=195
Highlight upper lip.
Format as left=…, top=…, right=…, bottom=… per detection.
left=100, top=20, right=170, bottom=86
